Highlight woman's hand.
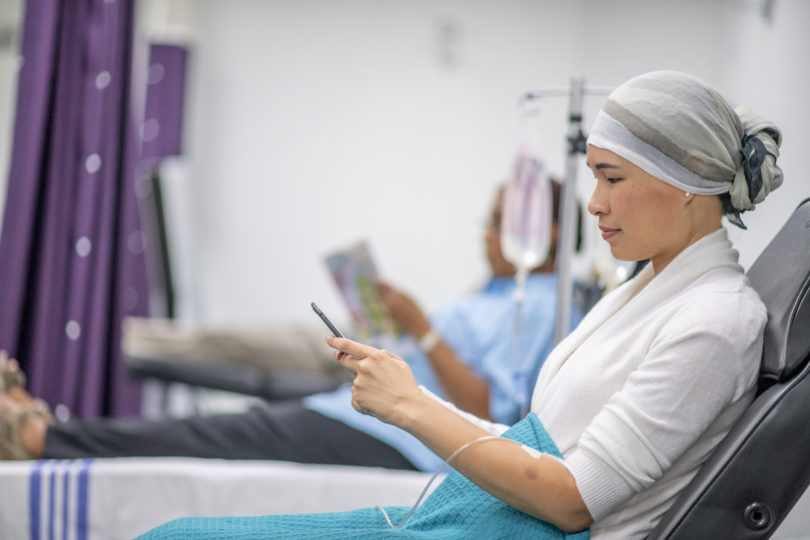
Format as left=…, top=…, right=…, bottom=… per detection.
left=327, top=339, right=589, bottom=531
left=326, top=336, right=425, bottom=427
left=376, top=281, right=432, bottom=339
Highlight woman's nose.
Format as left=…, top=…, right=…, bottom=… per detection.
left=588, top=187, right=607, bottom=216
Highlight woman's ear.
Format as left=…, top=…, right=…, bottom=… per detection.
left=682, top=191, right=694, bottom=206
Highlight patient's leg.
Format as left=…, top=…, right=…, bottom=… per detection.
left=43, top=400, right=417, bottom=469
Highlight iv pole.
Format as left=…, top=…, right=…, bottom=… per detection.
left=522, top=77, right=613, bottom=345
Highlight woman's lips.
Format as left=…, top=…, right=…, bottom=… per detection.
left=599, top=226, right=621, bottom=240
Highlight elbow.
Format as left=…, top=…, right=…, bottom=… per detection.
left=549, top=480, right=594, bottom=532
left=557, top=509, right=593, bottom=533
left=524, top=495, right=593, bottom=532
left=555, top=467, right=594, bottom=532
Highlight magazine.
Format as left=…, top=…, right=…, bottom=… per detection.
left=323, top=241, right=401, bottom=342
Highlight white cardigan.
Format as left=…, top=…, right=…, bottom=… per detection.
left=426, top=228, right=766, bottom=538
left=533, top=227, right=765, bottom=537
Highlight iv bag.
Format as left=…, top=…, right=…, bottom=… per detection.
left=500, top=151, right=552, bottom=276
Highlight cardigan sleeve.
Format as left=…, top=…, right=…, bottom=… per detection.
left=564, top=289, right=765, bottom=520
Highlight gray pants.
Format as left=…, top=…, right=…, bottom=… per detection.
left=43, top=400, right=417, bottom=470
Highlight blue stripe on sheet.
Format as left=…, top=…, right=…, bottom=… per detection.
left=77, top=459, right=92, bottom=540
left=30, top=461, right=46, bottom=540
left=62, top=462, right=71, bottom=540
left=48, top=462, right=57, bottom=540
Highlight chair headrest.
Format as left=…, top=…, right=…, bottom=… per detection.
left=746, top=199, right=810, bottom=382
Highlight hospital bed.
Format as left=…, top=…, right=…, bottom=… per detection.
left=1, top=200, right=809, bottom=540
left=0, top=455, right=807, bottom=539
left=0, top=457, right=439, bottom=539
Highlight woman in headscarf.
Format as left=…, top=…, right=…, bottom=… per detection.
left=140, top=71, right=783, bottom=539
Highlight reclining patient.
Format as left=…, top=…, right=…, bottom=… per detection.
left=0, top=181, right=578, bottom=475
left=135, top=70, right=782, bottom=538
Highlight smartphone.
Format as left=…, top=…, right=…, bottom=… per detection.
left=311, top=302, right=344, bottom=338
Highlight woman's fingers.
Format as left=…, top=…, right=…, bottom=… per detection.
left=350, top=397, right=374, bottom=416
left=325, top=335, right=419, bottom=425
left=326, top=335, right=378, bottom=356
left=326, top=336, right=380, bottom=368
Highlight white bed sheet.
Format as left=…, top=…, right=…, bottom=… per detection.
left=0, top=458, right=437, bottom=540
left=3, top=457, right=808, bottom=539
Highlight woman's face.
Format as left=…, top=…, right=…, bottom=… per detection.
left=586, top=145, right=696, bottom=273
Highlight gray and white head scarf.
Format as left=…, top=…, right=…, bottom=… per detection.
left=587, top=70, right=783, bottom=228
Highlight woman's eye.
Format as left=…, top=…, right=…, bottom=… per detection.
left=607, top=177, right=621, bottom=184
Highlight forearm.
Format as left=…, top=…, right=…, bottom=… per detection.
left=328, top=335, right=591, bottom=531
left=397, top=392, right=592, bottom=532
left=423, top=338, right=491, bottom=419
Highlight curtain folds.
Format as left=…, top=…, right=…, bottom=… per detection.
left=0, top=0, right=148, bottom=417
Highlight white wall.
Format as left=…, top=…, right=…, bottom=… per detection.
left=1, top=0, right=807, bottom=327
left=182, top=0, right=585, bottom=326
left=721, top=0, right=810, bottom=269
left=176, top=0, right=758, bottom=327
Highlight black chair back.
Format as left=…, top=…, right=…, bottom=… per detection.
left=649, top=199, right=810, bottom=539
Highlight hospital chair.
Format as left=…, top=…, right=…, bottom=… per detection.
left=649, top=198, right=810, bottom=539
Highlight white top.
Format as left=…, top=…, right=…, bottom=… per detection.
left=426, top=228, right=766, bottom=538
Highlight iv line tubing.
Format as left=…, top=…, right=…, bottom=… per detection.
left=376, top=435, right=531, bottom=529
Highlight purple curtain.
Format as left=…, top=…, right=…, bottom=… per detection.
left=142, top=44, right=188, bottom=161
left=0, top=0, right=148, bottom=418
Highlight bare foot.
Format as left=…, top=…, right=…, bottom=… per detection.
left=18, top=411, right=47, bottom=459
left=0, top=351, right=52, bottom=459
left=0, top=394, right=48, bottom=459
left=1, top=351, right=27, bottom=394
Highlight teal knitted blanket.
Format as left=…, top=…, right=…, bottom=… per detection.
left=138, top=413, right=589, bottom=539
